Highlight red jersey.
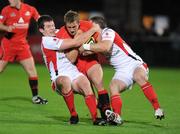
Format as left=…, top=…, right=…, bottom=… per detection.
left=0, top=3, right=39, bottom=45
left=56, top=20, right=99, bottom=74
left=56, top=20, right=98, bottom=59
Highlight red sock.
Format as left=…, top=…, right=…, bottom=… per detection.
left=141, top=82, right=160, bottom=110
left=111, top=95, right=122, bottom=115
left=62, top=90, right=77, bottom=116
left=85, top=95, right=97, bottom=121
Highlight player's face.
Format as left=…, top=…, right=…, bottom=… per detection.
left=42, top=21, right=56, bottom=36
left=8, top=0, right=20, bottom=7
left=65, top=21, right=79, bottom=36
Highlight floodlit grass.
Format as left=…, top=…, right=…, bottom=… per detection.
left=0, top=64, right=180, bottom=134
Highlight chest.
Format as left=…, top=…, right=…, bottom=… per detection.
left=5, top=9, right=32, bottom=25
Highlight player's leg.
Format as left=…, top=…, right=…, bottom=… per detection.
left=0, top=41, right=10, bottom=73
left=107, top=79, right=126, bottom=125
left=55, top=76, right=79, bottom=124
left=0, top=60, right=8, bottom=73
left=133, top=66, right=164, bottom=120
left=72, top=75, right=106, bottom=125
left=19, top=57, right=48, bottom=104
left=87, top=63, right=111, bottom=119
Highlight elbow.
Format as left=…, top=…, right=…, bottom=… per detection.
left=103, top=46, right=111, bottom=52
left=69, top=58, right=77, bottom=64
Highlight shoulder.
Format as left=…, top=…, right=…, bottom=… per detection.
left=102, top=28, right=114, bottom=33
left=79, top=20, right=92, bottom=31
left=102, top=28, right=115, bottom=36
left=22, top=3, right=37, bottom=11
left=42, top=36, right=55, bottom=42
left=56, top=26, right=71, bottom=38
left=1, top=5, right=11, bottom=13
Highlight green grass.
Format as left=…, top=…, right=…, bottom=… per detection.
left=0, top=64, right=180, bottom=134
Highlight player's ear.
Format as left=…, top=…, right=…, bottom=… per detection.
left=39, top=28, right=44, bottom=34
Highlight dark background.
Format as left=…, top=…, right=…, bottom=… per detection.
left=1, top=0, right=180, bottom=67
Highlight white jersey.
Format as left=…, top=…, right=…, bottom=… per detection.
left=41, top=36, right=82, bottom=83
left=101, top=28, right=143, bottom=71
left=101, top=28, right=148, bottom=87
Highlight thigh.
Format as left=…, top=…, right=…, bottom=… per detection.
left=113, top=70, right=133, bottom=89
left=19, top=57, right=37, bottom=77
left=16, top=46, right=32, bottom=61
left=1, top=40, right=16, bottom=62
left=110, top=79, right=127, bottom=96
left=76, top=59, right=98, bottom=75
left=87, top=63, right=104, bottom=90
left=72, top=75, right=93, bottom=96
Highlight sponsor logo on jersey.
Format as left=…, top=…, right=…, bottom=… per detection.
left=25, top=11, right=30, bottom=16
left=18, top=17, right=24, bottom=23
left=53, top=38, right=57, bottom=41
left=10, top=12, right=16, bottom=17
left=12, top=17, right=28, bottom=29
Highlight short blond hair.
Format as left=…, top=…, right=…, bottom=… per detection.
left=64, top=10, right=79, bottom=24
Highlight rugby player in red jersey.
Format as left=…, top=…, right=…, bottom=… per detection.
left=56, top=10, right=111, bottom=120
left=0, top=0, right=47, bottom=104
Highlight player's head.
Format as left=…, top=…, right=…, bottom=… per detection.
left=89, top=16, right=107, bottom=29
left=64, top=10, right=80, bottom=36
left=37, top=15, right=56, bottom=36
left=8, top=0, right=21, bottom=7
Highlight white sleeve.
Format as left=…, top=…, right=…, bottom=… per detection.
left=42, top=36, right=63, bottom=50
left=101, top=28, right=115, bottom=42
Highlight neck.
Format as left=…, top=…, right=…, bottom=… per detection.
left=16, top=1, right=21, bottom=9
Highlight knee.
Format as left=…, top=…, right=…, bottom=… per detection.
left=80, top=78, right=93, bottom=96
left=109, top=82, right=119, bottom=96
left=0, top=66, right=5, bottom=73
left=133, top=74, right=147, bottom=85
left=56, top=77, right=71, bottom=94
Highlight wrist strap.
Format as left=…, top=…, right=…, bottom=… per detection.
left=83, top=44, right=91, bottom=50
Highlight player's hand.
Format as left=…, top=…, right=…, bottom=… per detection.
left=79, top=45, right=85, bottom=54
left=82, top=51, right=94, bottom=56
left=6, top=25, right=16, bottom=32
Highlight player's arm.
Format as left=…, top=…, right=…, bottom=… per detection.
left=65, top=48, right=79, bottom=63
left=0, top=8, right=16, bottom=32
left=79, top=40, right=113, bottom=53
left=64, top=29, right=81, bottom=63
left=60, top=23, right=100, bottom=50
left=0, top=23, right=15, bottom=32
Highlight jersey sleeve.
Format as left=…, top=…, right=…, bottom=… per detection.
left=79, top=20, right=92, bottom=32
left=42, top=37, right=63, bottom=50
left=0, top=8, right=7, bottom=23
left=56, top=26, right=69, bottom=39
left=31, top=6, right=40, bottom=21
left=101, top=28, right=115, bottom=42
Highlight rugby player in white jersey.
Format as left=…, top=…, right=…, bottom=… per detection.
left=37, top=15, right=106, bottom=125
left=80, top=16, right=165, bottom=125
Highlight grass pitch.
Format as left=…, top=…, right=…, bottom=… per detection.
left=0, top=64, right=180, bottom=134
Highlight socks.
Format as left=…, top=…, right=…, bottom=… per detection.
left=85, top=94, right=97, bottom=121
left=29, top=77, right=38, bottom=97
left=97, top=89, right=111, bottom=119
left=62, top=90, right=77, bottom=117
left=141, top=82, right=160, bottom=110
left=111, top=94, right=122, bottom=115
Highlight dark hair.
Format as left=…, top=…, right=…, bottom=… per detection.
left=89, top=16, right=107, bottom=29
left=37, top=15, right=53, bottom=29
left=64, top=10, right=79, bottom=24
